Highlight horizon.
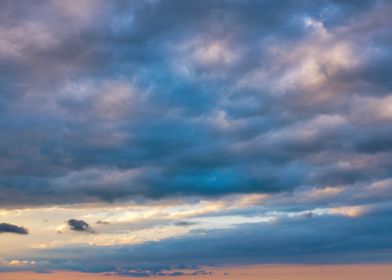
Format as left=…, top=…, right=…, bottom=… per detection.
left=2, top=265, right=392, bottom=280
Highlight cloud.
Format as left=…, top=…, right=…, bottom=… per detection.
left=96, top=220, right=110, bottom=225
left=0, top=0, right=390, bottom=207
left=0, top=223, right=28, bottom=235
left=17, top=207, right=392, bottom=273
left=67, top=219, right=94, bottom=233
left=174, top=221, right=197, bottom=227
left=0, top=0, right=392, bottom=271
left=0, top=0, right=392, bottom=276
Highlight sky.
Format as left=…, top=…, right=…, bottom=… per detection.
left=0, top=0, right=392, bottom=278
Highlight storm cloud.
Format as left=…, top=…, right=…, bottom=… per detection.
left=0, top=0, right=390, bottom=207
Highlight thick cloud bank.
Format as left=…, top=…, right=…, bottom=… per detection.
left=0, top=0, right=391, bottom=206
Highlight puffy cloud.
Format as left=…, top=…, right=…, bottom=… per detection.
left=67, top=219, right=94, bottom=233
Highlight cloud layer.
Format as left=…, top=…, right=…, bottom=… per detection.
left=5, top=208, right=391, bottom=274
left=0, top=0, right=390, bottom=207
left=0, top=0, right=392, bottom=275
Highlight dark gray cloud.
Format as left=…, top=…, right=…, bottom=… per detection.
left=67, top=219, right=94, bottom=233
left=96, top=220, right=110, bottom=225
left=0, top=223, right=28, bottom=235
left=174, top=221, right=197, bottom=227
left=0, top=0, right=391, bottom=207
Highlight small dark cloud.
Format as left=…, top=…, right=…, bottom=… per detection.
left=114, top=269, right=185, bottom=277
left=192, top=270, right=212, bottom=275
left=303, top=212, right=314, bottom=218
left=174, top=221, right=197, bottom=227
left=168, top=271, right=185, bottom=276
left=67, top=219, right=94, bottom=233
left=96, top=220, right=110, bottom=225
left=0, top=223, right=28, bottom=235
